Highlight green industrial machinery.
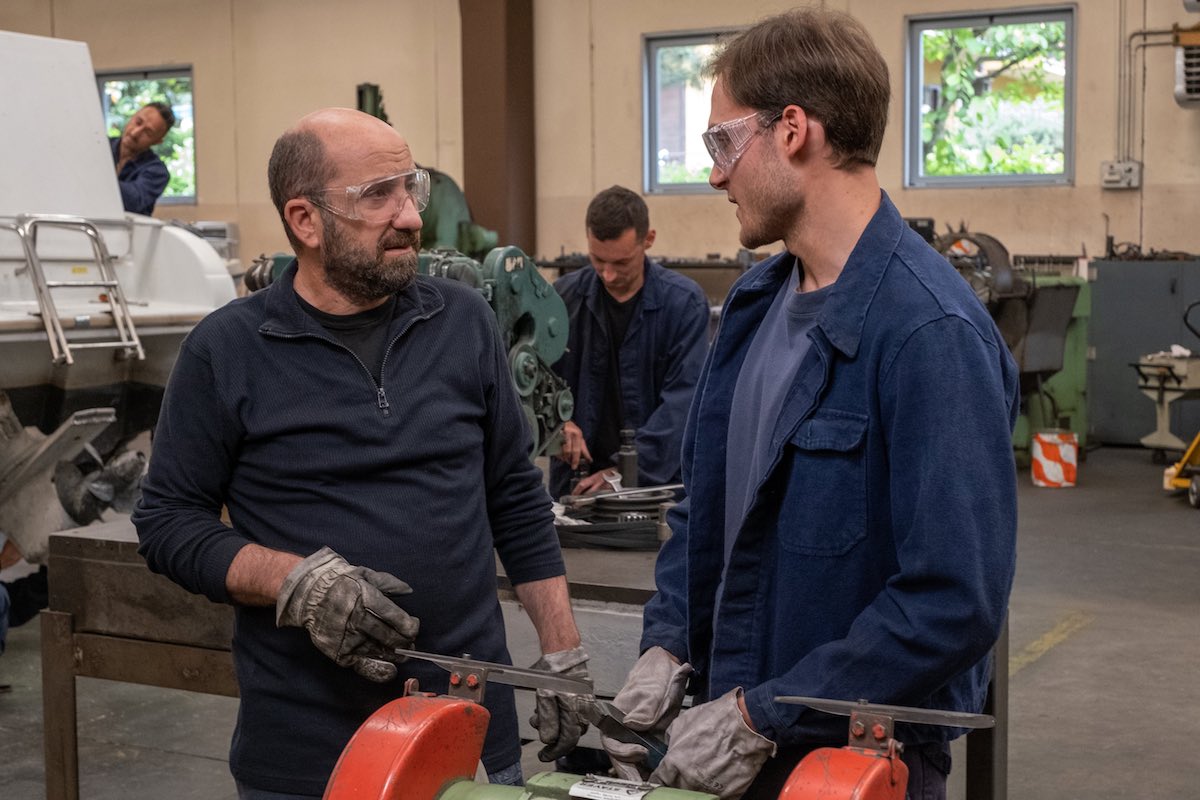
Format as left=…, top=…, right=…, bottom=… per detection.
left=419, top=246, right=573, bottom=458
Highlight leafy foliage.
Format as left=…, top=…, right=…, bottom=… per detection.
left=919, top=20, right=1067, bottom=177
left=658, top=44, right=712, bottom=90
left=102, top=77, right=195, bottom=198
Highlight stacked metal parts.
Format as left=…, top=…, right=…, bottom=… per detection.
left=556, top=487, right=677, bottom=550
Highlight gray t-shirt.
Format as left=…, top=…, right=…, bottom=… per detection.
left=717, top=262, right=832, bottom=619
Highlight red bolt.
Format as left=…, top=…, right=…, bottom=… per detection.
left=872, top=723, right=887, bottom=741
left=449, top=672, right=462, bottom=687
left=466, top=674, right=481, bottom=690
left=851, top=720, right=866, bottom=738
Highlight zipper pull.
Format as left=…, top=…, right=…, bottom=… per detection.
left=377, top=387, right=391, bottom=416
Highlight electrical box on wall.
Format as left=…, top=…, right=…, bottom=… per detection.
left=1100, top=160, right=1141, bottom=189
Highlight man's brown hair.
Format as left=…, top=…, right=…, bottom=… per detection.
left=267, top=128, right=336, bottom=249
left=709, top=8, right=890, bottom=168
left=586, top=185, right=650, bottom=241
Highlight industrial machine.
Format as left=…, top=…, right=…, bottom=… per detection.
left=0, top=31, right=236, bottom=564
left=321, top=661, right=994, bottom=800
left=419, top=247, right=573, bottom=457
left=931, top=226, right=1088, bottom=464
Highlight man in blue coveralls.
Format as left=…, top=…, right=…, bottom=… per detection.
left=550, top=186, right=709, bottom=498
left=110, top=102, right=174, bottom=215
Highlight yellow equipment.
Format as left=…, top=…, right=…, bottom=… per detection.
left=1162, top=431, right=1200, bottom=507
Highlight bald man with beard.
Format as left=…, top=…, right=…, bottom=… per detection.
left=134, top=109, right=588, bottom=798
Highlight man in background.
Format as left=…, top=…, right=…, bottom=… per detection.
left=550, top=186, right=709, bottom=498
left=110, top=101, right=174, bottom=215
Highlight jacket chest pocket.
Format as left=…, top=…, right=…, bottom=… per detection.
left=775, top=411, right=869, bottom=556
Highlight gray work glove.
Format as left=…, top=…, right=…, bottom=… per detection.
left=276, top=546, right=420, bottom=683
left=649, top=688, right=776, bottom=800
left=601, top=645, right=693, bottom=782
left=527, top=646, right=592, bottom=762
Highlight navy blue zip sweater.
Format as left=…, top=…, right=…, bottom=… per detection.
left=134, top=262, right=564, bottom=794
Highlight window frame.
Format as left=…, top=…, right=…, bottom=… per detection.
left=904, top=5, right=1076, bottom=189
left=643, top=29, right=732, bottom=195
left=97, top=65, right=196, bottom=205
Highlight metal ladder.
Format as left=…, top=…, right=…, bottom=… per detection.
left=6, top=213, right=144, bottom=365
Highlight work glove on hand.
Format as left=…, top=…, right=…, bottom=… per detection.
left=527, top=646, right=592, bottom=762
left=649, top=688, right=776, bottom=800
left=601, top=645, right=693, bottom=781
left=276, top=546, right=420, bottom=683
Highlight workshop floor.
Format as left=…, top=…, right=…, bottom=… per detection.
left=1, top=445, right=1197, bottom=799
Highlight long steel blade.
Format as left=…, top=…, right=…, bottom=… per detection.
left=775, top=696, right=995, bottom=729
left=401, top=649, right=594, bottom=695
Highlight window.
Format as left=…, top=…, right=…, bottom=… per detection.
left=98, top=67, right=195, bottom=203
left=644, top=32, right=727, bottom=194
left=905, top=8, right=1074, bottom=187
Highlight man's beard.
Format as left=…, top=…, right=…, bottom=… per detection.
left=737, top=147, right=801, bottom=250
left=320, top=214, right=420, bottom=305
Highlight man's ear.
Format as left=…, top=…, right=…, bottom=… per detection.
left=643, top=229, right=656, bottom=250
left=777, top=106, right=816, bottom=159
left=284, top=198, right=322, bottom=250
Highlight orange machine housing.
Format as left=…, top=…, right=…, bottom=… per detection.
left=779, top=744, right=909, bottom=800
left=323, top=694, right=490, bottom=800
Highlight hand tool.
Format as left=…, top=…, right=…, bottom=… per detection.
left=581, top=697, right=669, bottom=770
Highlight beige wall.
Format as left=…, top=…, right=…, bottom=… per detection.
left=2, top=0, right=1198, bottom=265
left=535, top=0, right=1200, bottom=263
left=0, top=0, right=463, bottom=263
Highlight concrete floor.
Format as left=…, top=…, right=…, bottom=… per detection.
left=1, top=445, right=1198, bottom=799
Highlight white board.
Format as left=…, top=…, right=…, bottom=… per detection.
left=0, top=30, right=124, bottom=220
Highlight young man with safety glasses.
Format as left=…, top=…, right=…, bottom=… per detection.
left=602, top=10, right=1019, bottom=800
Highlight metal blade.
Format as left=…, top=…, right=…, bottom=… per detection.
left=401, top=649, right=594, bottom=695
left=584, top=699, right=668, bottom=769
left=560, top=483, right=683, bottom=504
left=775, top=696, right=995, bottom=729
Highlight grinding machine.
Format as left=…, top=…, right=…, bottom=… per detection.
left=319, top=654, right=994, bottom=800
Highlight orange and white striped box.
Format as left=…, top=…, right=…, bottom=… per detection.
left=1031, top=431, right=1078, bottom=488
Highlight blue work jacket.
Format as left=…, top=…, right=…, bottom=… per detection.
left=642, top=193, right=1019, bottom=748
left=550, top=260, right=709, bottom=497
left=110, top=136, right=169, bottom=216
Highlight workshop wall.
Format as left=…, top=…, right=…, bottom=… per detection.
left=0, top=0, right=463, bottom=266
left=535, top=0, right=1200, bottom=264
left=2, top=0, right=1197, bottom=266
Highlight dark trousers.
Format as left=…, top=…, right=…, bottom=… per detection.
left=743, top=740, right=950, bottom=800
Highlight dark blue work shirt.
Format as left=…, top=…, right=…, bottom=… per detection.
left=110, top=136, right=169, bottom=215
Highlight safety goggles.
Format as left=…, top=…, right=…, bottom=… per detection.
left=701, top=110, right=782, bottom=174
left=309, top=168, right=431, bottom=223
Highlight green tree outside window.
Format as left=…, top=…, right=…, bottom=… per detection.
left=912, top=12, right=1071, bottom=183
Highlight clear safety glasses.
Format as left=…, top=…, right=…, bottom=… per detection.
left=309, top=168, right=431, bottom=223
left=701, top=110, right=782, bottom=174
